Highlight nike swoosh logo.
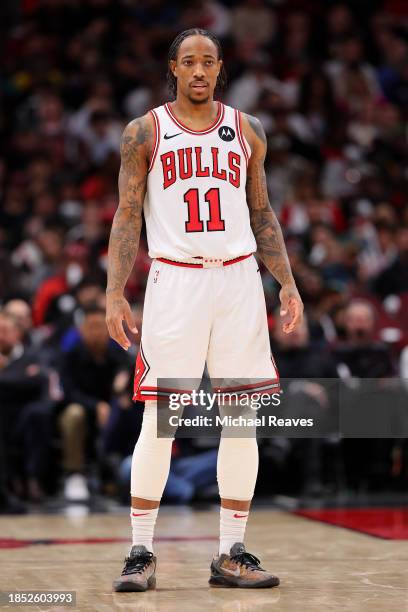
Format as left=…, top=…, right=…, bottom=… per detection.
left=132, top=512, right=149, bottom=516
left=233, top=513, right=248, bottom=518
left=164, top=132, right=182, bottom=140
left=222, top=567, right=241, bottom=576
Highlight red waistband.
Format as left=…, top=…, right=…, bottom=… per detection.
left=156, top=254, right=252, bottom=268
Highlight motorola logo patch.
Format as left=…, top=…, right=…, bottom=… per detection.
left=218, top=126, right=235, bottom=142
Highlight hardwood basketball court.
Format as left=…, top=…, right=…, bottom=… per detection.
left=1, top=507, right=407, bottom=611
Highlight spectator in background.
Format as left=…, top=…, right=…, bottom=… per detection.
left=376, top=25, right=408, bottom=108
left=3, top=299, right=34, bottom=347
left=296, top=70, right=337, bottom=144
left=355, top=217, right=397, bottom=283
left=78, top=109, right=122, bottom=167
left=308, top=223, right=350, bottom=289
left=271, top=314, right=338, bottom=495
left=102, top=371, right=143, bottom=498
left=226, top=54, right=283, bottom=113
left=326, top=3, right=356, bottom=43
left=0, top=311, right=55, bottom=504
left=232, top=0, right=276, bottom=46
left=334, top=299, right=395, bottom=378
left=58, top=304, right=131, bottom=502
left=373, top=225, right=408, bottom=298
left=59, top=275, right=107, bottom=352
left=325, top=32, right=380, bottom=113
left=334, top=299, right=399, bottom=490
left=2, top=296, right=61, bottom=375
left=14, top=224, right=66, bottom=300
left=273, top=312, right=338, bottom=378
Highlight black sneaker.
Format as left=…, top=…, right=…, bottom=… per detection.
left=113, top=545, right=156, bottom=592
left=209, top=542, right=280, bottom=588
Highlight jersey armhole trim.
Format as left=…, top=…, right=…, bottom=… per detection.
left=235, top=109, right=250, bottom=165
left=148, top=109, right=160, bottom=172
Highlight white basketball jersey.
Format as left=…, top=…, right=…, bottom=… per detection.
left=143, top=101, right=257, bottom=260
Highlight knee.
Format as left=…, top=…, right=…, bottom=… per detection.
left=59, top=403, right=86, bottom=430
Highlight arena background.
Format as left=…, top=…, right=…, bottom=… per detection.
left=0, top=1, right=408, bottom=608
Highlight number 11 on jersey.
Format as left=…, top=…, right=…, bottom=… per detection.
left=183, top=188, right=225, bottom=233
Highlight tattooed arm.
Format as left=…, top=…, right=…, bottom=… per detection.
left=106, top=114, right=153, bottom=350
left=242, top=113, right=303, bottom=333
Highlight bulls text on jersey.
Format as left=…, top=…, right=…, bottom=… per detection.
left=160, top=146, right=241, bottom=190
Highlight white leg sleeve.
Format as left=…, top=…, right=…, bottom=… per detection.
left=130, top=401, right=174, bottom=501
left=216, top=411, right=259, bottom=501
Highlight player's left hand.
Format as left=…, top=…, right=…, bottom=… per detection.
left=279, top=283, right=303, bottom=334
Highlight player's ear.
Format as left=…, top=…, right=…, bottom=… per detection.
left=217, top=59, right=223, bottom=78
left=169, top=59, right=177, bottom=78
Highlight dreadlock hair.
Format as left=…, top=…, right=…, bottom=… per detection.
left=166, top=29, right=228, bottom=99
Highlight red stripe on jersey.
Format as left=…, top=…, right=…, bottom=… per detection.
left=271, top=353, right=279, bottom=380
left=133, top=385, right=196, bottom=402
left=148, top=109, right=160, bottom=172
left=238, top=110, right=251, bottom=160
left=235, top=109, right=249, bottom=165
left=157, top=258, right=202, bottom=268
left=164, top=102, right=225, bottom=135
left=215, top=379, right=278, bottom=392
left=139, top=386, right=195, bottom=394
left=223, top=254, right=252, bottom=266
left=133, top=343, right=150, bottom=399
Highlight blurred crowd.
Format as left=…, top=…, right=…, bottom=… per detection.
left=0, top=0, right=407, bottom=512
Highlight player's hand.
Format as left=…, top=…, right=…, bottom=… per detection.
left=106, top=291, right=138, bottom=350
left=279, top=283, right=303, bottom=334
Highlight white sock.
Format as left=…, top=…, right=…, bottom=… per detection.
left=219, top=506, right=249, bottom=555
left=130, top=506, right=159, bottom=553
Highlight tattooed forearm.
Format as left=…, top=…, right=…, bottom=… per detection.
left=106, top=198, right=143, bottom=294
left=106, top=117, right=150, bottom=294
left=246, top=115, right=295, bottom=288
left=249, top=195, right=294, bottom=287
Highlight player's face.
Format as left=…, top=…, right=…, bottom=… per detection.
left=171, top=35, right=222, bottom=104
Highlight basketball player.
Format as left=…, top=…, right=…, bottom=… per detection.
left=106, top=29, right=303, bottom=591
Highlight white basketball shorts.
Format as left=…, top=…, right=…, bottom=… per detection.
left=133, top=254, right=280, bottom=401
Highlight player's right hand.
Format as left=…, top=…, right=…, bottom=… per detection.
left=106, top=291, right=138, bottom=351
